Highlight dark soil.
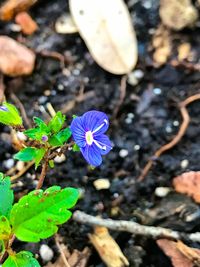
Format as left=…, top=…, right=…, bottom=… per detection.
left=1, top=0, right=200, bottom=266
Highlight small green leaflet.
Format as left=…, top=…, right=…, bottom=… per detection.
left=10, top=186, right=79, bottom=242
left=0, top=216, right=11, bottom=240
left=0, top=173, right=14, bottom=218
left=49, top=128, right=71, bottom=146
left=73, top=143, right=80, bottom=152
left=0, top=102, right=22, bottom=126
left=48, top=112, right=65, bottom=133
left=14, top=148, right=36, bottom=162
left=14, top=147, right=47, bottom=168
left=2, top=251, right=40, bottom=267
left=34, top=148, right=46, bottom=169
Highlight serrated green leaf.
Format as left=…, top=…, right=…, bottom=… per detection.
left=0, top=174, right=14, bottom=218
left=24, top=128, right=43, bottom=140
left=3, top=251, right=40, bottom=267
left=0, top=102, right=22, bottom=126
left=0, top=216, right=11, bottom=240
left=48, top=112, right=65, bottom=134
left=14, top=148, right=36, bottom=162
left=11, top=186, right=79, bottom=242
left=34, top=148, right=46, bottom=169
left=73, top=143, right=80, bottom=152
left=49, top=128, right=71, bottom=146
left=33, top=117, right=48, bottom=130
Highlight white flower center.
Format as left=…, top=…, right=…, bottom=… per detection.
left=85, top=131, right=94, bottom=145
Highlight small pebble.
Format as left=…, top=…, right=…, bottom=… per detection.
left=127, top=113, right=135, bottom=119
left=125, top=117, right=132, bottom=124
left=180, top=159, right=189, bottom=169
left=93, top=178, right=110, bottom=190
left=38, top=96, right=48, bottom=104
left=44, top=90, right=51, bottom=96
left=39, top=244, right=54, bottom=262
left=119, top=149, right=129, bottom=158
left=9, top=23, right=22, bottom=32
left=155, top=187, right=171, bottom=197
left=57, top=84, right=64, bottom=91
left=16, top=161, right=24, bottom=171
left=133, top=69, right=144, bottom=79
left=54, top=154, right=66, bottom=163
left=134, top=145, right=140, bottom=151
left=72, top=69, right=80, bottom=76
left=3, top=159, right=14, bottom=169
left=153, top=88, right=162, bottom=95
left=173, top=120, right=179, bottom=127
left=165, top=125, right=172, bottom=133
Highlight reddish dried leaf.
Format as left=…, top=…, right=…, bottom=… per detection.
left=0, top=36, right=35, bottom=76
left=157, top=239, right=193, bottom=267
left=15, top=12, right=38, bottom=35
left=173, top=171, right=200, bottom=203
left=0, top=0, right=37, bottom=21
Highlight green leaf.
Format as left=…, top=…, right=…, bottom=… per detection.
left=0, top=216, right=11, bottom=240
left=49, top=160, right=54, bottom=168
left=0, top=174, right=14, bottom=218
left=73, top=143, right=80, bottom=152
left=24, top=128, right=42, bottom=140
left=34, top=148, right=46, bottom=169
left=48, top=112, right=65, bottom=133
left=3, top=251, right=40, bottom=267
left=0, top=102, right=22, bottom=126
left=49, top=128, right=71, bottom=146
left=33, top=117, right=48, bottom=130
left=10, top=186, right=79, bottom=242
left=14, top=148, right=36, bottom=162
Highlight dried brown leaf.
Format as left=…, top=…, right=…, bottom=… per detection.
left=69, top=0, right=137, bottom=74
left=0, top=36, right=35, bottom=76
left=157, top=239, right=193, bottom=267
left=15, top=12, right=38, bottom=35
left=89, top=226, right=129, bottom=267
left=0, top=0, right=37, bottom=21
left=159, top=0, right=198, bottom=31
left=173, top=171, right=200, bottom=203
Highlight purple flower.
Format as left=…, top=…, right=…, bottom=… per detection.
left=41, top=135, right=48, bottom=142
left=70, top=111, right=112, bottom=166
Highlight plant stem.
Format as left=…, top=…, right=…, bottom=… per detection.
left=36, top=154, right=49, bottom=190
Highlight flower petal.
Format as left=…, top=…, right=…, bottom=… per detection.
left=94, top=134, right=112, bottom=155
left=70, top=116, right=86, bottom=147
left=81, top=144, right=102, bottom=166
left=82, top=111, right=109, bottom=135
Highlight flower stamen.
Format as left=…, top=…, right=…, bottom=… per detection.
left=92, top=119, right=108, bottom=134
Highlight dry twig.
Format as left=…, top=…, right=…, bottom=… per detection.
left=138, top=93, right=200, bottom=181
left=73, top=210, right=200, bottom=243
left=55, top=234, right=71, bottom=267
left=10, top=92, right=32, bottom=128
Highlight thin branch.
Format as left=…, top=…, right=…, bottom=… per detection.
left=10, top=93, right=32, bottom=128
left=10, top=161, right=34, bottom=182
left=73, top=210, right=200, bottom=243
left=36, top=154, right=49, bottom=190
left=138, top=93, right=200, bottom=181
